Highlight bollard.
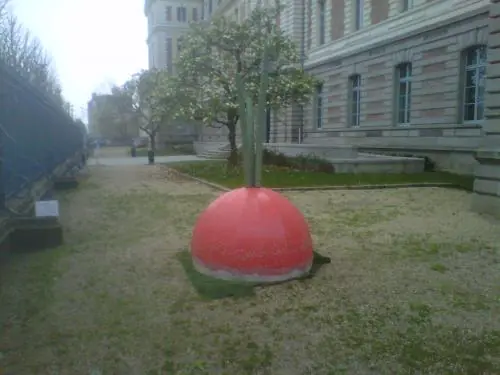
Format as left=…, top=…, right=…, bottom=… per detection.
left=148, top=150, right=154, bottom=164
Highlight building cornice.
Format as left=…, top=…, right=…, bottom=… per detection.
left=306, top=0, right=489, bottom=69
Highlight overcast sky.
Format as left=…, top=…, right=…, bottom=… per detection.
left=11, top=0, right=148, bottom=121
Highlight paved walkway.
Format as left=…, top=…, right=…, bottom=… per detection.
left=88, top=155, right=204, bottom=166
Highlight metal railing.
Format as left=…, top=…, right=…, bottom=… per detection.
left=0, top=60, right=85, bottom=208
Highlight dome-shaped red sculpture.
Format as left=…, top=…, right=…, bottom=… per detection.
left=191, top=187, right=313, bottom=282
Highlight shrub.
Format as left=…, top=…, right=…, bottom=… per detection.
left=261, top=149, right=335, bottom=173
left=262, top=149, right=293, bottom=167
left=290, top=153, right=335, bottom=173
left=236, top=148, right=335, bottom=173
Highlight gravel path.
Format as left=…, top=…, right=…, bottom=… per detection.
left=1, top=165, right=498, bottom=375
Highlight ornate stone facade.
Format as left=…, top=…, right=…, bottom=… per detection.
left=145, top=0, right=203, bottom=72
left=471, top=0, right=500, bottom=217
left=145, top=0, right=500, bottom=217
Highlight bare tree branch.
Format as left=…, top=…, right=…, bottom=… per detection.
left=0, top=0, right=10, bottom=20
left=0, top=9, right=66, bottom=106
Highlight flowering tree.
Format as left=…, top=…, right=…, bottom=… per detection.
left=175, top=5, right=318, bottom=164
left=116, top=69, right=181, bottom=162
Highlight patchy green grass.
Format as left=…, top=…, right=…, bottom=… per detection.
left=0, top=165, right=499, bottom=374
left=170, top=161, right=474, bottom=190
left=177, top=250, right=331, bottom=300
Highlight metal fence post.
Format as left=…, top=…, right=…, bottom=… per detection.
left=0, top=127, right=5, bottom=212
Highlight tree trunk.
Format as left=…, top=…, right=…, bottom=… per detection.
left=148, top=132, right=156, bottom=164
left=227, top=121, right=238, bottom=167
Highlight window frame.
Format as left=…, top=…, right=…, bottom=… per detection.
left=395, top=62, right=412, bottom=126
left=402, top=0, right=413, bottom=12
left=165, top=38, right=173, bottom=74
left=192, top=8, right=198, bottom=21
left=307, top=0, right=312, bottom=49
left=354, top=0, right=364, bottom=31
left=461, top=45, right=486, bottom=124
left=315, top=83, right=323, bottom=129
left=348, top=74, right=361, bottom=127
left=177, top=37, right=183, bottom=53
left=318, top=0, right=326, bottom=45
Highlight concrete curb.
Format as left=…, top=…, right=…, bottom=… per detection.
left=166, top=168, right=230, bottom=192
left=273, top=183, right=458, bottom=191
left=165, top=167, right=462, bottom=193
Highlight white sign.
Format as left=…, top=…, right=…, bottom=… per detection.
left=35, top=200, right=60, bottom=217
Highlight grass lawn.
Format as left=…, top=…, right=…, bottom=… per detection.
left=170, top=160, right=474, bottom=190
left=0, top=165, right=499, bottom=374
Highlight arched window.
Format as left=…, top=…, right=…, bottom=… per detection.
left=462, top=45, right=486, bottom=122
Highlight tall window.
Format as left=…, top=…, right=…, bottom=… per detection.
left=192, top=8, right=198, bottom=21
left=177, top=7, right=187, bottom=22
left=355, top=0, right=364, bottom=30
left=396, top=63, right=412, bottom=125
left=166, top=38, right=172, bottom=74
left=349, top=75, right=361, bottom=127
left=307, top=0, right=312, bottom=49
left=463, top=45, right=486, bottom=122
left=177, top=37, right=183, bottom=53
left=316, top=84, right=323, bottom=129
left=402, top=0, right=414, bottom=11
left=234, top=8, right=239, bottom=21
left=241, top=2, right=246, bottom=20
left=208, top=0, right=213, bottom=15
left=165, top=6, right=172, bottom=21
left=318, top=0, right=326, bottom=45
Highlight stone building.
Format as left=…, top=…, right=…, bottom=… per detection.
left=144, top=0, right=203, bottom=73
left=144, top=0, right=500, bottom=217
left=299, top=0, right=488, bottom=175
left=144, top=0, right=203, bottom=145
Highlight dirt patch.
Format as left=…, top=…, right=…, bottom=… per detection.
left=1, top=166, right=499, bottom=375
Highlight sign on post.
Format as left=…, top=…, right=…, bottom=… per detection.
left=35, top=200, right=60, bottom=217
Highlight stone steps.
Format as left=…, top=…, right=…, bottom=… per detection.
left=198, top=143, right=240, bottom=159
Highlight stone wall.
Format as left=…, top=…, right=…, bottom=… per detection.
left=471, top=0, right=500, bottom=218
left=292, top=2, right=489, bottom=174
left=264, top=143, right=357, bottom=158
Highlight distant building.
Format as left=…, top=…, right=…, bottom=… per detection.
left=144, top=0, right=204, bottom=145
left=144, top=0, right=203, bottom=73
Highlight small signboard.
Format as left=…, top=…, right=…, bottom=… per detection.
left=35, top=200, right=60, bottom=218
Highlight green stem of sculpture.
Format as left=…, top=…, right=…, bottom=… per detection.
left=245, top=97, right=256, bottom=185
left=236, top=41, right=271, bottom=187
left=236, top=74, right=251, bottom=186
left=254, top=45, right=270, bottom=187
